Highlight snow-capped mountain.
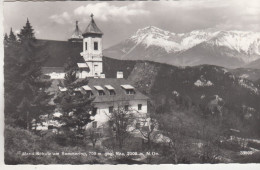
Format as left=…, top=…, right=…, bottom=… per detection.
left=104, top=26, right=260, bottom=68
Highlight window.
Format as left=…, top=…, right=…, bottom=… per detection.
left=109, top=90, right=116, bottom=95
left=138, top=104, right=142, bottom=111
left=85, top=42, right=87, bottom=50
left=125, top=105, right=129, bottom=111
left=92, top=108, right=97, bottom=115
left=92, top=121, right=97, bottom=128
left=86, top=91, right=93, bottom=97
left=94, top=65, right=98, bottom=72
left=109, top=106, right=114, bottom=113
left=98, top=90, right=105, bottom=96
left=126, top=89, right=135, bottom=95
left=94, top=42, right=98, bottom=50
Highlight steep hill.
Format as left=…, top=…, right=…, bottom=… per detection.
left=104, top=26, right=260, bottom=68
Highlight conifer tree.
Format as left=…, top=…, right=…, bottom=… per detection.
left=4, top=33, right=8, bottom=42
left=54, top=69, right=95, bottom=137
left=8, top=28, right=17, bottom=43
left=17, top=18, right=35, bottom=42
left=4, top=19, right=53, bottom=130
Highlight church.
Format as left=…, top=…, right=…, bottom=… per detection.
left=39, top=14, right=149, bottom=131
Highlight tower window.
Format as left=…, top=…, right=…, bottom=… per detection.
left=94, top=42, right=98, bottom=50
left=85, top=42, right=87, bottom=50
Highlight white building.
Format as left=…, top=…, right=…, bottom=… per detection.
left=39, top=14, right=149, bottom=132
left=80, top=14, right=104, bottom=78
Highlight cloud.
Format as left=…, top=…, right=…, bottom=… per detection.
left=74, top=2, right=150, bottom=24
left=212, top=0, right=260, bottom=32
left=49, top=12, right=71, bottom=24
left=161, top=0, right=230, bottom=9
left=14, top=30, right=20, bottom=34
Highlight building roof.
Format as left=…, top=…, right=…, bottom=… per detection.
left=94, top=85, right=104, bottom=91
left=70, top=21, right=83, bottom=39
left=121, top=84, right=135, bottom=89
left=83, top=14, right=103, bottom=36
left=82, top=85, right=92, bottom=91
left=58, top=78, right=148, bottom=103
left=86, top=78, right=148, bottom=103
left=104, top=85, right=115, bottom=90
left=35, top=39, right=85, bottom=67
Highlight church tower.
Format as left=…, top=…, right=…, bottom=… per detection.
left=81, top=14, right=103, bottom=77
left=68, top=21, right=83, bottom=42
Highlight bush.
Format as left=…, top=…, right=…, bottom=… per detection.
left=5, top=125, right=54, bottom=164
left=4, top=126, right=103, bottom=164
left=236, top=152, right=260, bottom=163
left=247, top=141, right=260, bottom=150
left=220, top=140, right=242, bottom=152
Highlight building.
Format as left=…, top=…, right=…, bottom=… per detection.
left=38, top=14, right=149, bottom=131
left=80, top=13, right=104, bottom=78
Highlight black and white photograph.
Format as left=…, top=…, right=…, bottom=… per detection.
left=2, top=0, right=260, bottom=166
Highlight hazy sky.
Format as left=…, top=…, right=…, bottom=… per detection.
left=3, top=0, right=260, bottom=48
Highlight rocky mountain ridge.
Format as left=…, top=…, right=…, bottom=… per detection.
left=104, top=26, right=260, bottom=68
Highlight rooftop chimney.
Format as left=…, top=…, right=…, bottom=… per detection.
left=100, top=73, right=105, bottom=78
left=117, top=71, right=123, bottom=79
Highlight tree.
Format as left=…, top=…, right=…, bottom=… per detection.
left=106, top=105, right=135, bottom=149
left=199, top=112, right=222, bottom=163
left=4, top=33, right=8, bottom=43
left=136, top=113, right=159, bottom=164
left=157, top=113, right=192, bottom=164
left=54, top=70, right=95, bottom=137
left=136, top=113, right=158, bottom=151
left=85, top=128, right=102, bottom=148
left=4, top=20, right=53, bottom=130
left=8, top=28, right=17, bottom=43
left=17, top=18, right=35, bottom=42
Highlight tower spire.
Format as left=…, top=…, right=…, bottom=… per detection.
left=83, top=13, right=103, bottom=36
left=68, top=20, right=83, bottom=42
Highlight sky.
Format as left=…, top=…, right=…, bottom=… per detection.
left=3, top=0, right=260, bottom=49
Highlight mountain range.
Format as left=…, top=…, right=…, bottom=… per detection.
left=104, top=26, right=260, bottom=69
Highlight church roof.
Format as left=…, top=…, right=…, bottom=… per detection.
left=35, top=39, right=84, bottom=67
left=83, top=14, right=103, bottom=36
left=70, top=21, right=83, bottom=39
